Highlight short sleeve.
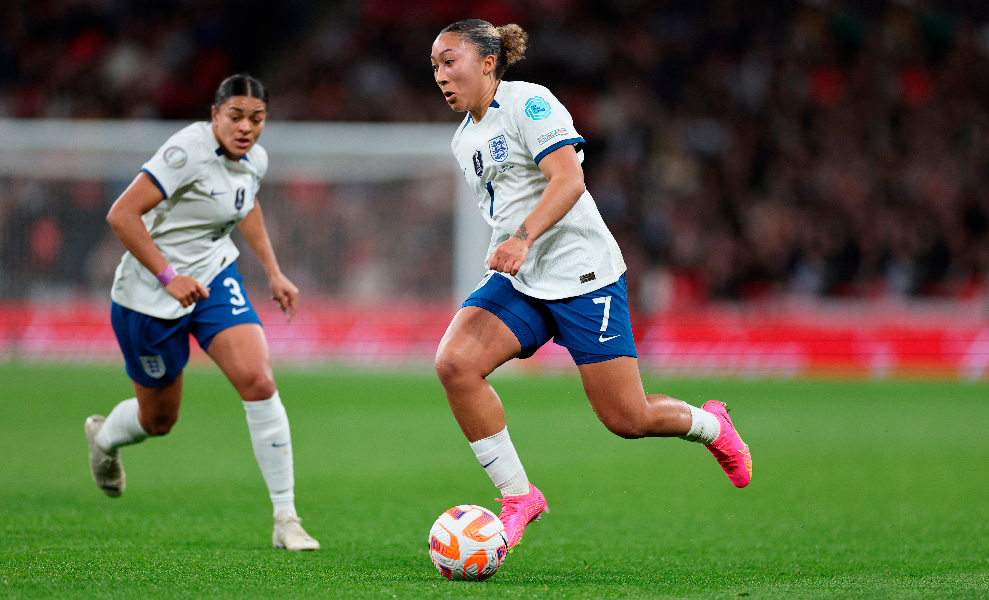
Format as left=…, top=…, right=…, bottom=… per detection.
left=511, top=86, right=586, bottom=165
left=140, top=128, right=209, bottom=199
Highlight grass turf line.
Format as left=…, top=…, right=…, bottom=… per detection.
left=1, top=364, right=987, bottom=598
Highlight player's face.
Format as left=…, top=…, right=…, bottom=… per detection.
left=431, top=33, right=494, bottom=113
left=211, top=96, right=267, bottom=160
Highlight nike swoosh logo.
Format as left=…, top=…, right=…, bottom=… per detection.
left=271, top=441, right=290, bottom=448
left=481, top=457, right=499, bottom=468
left=210, top=189, right=227, bottom=196
left=231, top=307, right=250, bottom=315
left=599, top=334, right=620, bottom=343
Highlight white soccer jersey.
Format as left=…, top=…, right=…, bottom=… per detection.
left=452, top=80, right=626, bottom=300
left=110, top=121, right=268, bottom=319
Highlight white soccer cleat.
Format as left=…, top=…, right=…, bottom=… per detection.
left=272, top=512, right=320, bottom=551
left=85, top=415, right=125, bottom=497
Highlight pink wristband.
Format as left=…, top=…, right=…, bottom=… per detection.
left=156, top=265, right=178, bottom=287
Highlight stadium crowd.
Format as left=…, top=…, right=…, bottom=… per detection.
left=2, top=1, right=989, bottom=307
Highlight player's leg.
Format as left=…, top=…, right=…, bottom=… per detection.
left=436, top=274, right=551, bottom=548
left=559, top=275, right=751, bottom=487
left=577, top=356, right=751, bottom=487
left=87, top=303, right=189, bottom=497
left=576, top=356, right=695, bottom=438
left=436, top=306, right=546, bottom=548
left=199, top=269, right=318, bottom=551
left=206, top=323, right=318, bottom=550
left=435, top=306, right=520, bottom=442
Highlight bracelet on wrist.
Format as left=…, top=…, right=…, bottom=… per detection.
left=156, top=265, right=178, bottom=287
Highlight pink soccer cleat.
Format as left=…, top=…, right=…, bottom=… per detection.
left=702, top=400, right=752, bottom=488
left=496, top=483, right=548, bottom=550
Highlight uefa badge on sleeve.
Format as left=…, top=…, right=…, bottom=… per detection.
left=163, top=146, right=187, bottom=168
left=524, top=96, right=552, bottom=120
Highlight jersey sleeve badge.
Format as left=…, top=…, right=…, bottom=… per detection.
left=162, top=146, right=188, bottom=168
left=524, top=96, right=552, bottom=120
left=536, top=127, right=569, bottom=147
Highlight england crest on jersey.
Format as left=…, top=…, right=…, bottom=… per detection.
left=139, top=354, right=166, bottom=379
left=488, top=135, right=509, bottom=163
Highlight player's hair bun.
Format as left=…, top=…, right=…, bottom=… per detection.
left=497, top=24, right=528, bottom=68
left=440, top=19, right=528, bottom=79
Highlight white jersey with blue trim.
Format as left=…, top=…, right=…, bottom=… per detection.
left=451, top=80, right=626, bottom=300
left=110, top=121, right=268, bottom=319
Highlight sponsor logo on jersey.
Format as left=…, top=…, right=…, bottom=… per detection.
left=488, top=135, right=509, bottom=162
left=537, top=127, right=569, bottom=146
left=524, top=96, right=552, bottom=120
left=472, top=150, right=484, bottom=177
left=580, top=272, right=596, bottom=283
left=163, top=146, right=187, bottom=168
left=139, top=354, right=166, bottom=379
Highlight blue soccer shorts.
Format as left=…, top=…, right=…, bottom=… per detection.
left=463, top=273, right=637, bottom=365
left=111, top=261, right=262, bottom=387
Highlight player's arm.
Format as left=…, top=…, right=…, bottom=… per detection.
left=486, top=144, right=585, bottom=276
left=106, top=171, right=209, bottom=307
left=238, top=199, right=298, bottom=322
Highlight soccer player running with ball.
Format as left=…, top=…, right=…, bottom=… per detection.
left=85, top=74, right=319, bottom=551
left=430, top=20, right=752, bottom=550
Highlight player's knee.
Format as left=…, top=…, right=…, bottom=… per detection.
left=239, top=372, right=277, bottom=402
left=435, top=349, right=475, bottom=389
left=601, top=413, right=647, bottom=439
left=145, top=413, right=178, bottom=436
left=434, top=352, right=462, bottom=388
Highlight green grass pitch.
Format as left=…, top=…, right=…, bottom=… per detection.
left=1, top=363, right=987, bottom=599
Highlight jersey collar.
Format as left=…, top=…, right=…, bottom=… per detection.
left=462, top=97, right=502, bottom=131
left=214, top=146, right=250, bottom=161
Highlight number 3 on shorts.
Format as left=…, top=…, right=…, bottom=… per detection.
left=593, top=296, right=611, bottom=332
left=224, top=277, right=247, bottom=310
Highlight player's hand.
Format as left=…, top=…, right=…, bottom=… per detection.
left=165, top=275, right=209, bottom=308
left=486, top=237, right=529, bottom=276
left=269, top=272, right=299, bottom=322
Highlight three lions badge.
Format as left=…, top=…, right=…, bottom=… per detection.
left=488, top=135, right=509, bottom=163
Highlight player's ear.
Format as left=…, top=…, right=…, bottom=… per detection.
left=483, top=54, right=497, bottom=77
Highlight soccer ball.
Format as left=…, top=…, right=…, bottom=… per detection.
left=428, top=504, right=508, bottom=581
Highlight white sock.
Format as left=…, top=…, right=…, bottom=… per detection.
left=679, top=404, right=721, bottom=444
left=96, top=398, right=149, bottom=452
left=243, top=391, right=297, bottom=518
left=469, top=427, right=530, bottom=496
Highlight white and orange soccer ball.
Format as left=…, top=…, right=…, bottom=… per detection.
left=428, top=504, right=508, bottom=581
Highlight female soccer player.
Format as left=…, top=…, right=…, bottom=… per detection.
left=430, top=20, right=752, bottom=549
left=85, top=74, right=319, bottom=551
